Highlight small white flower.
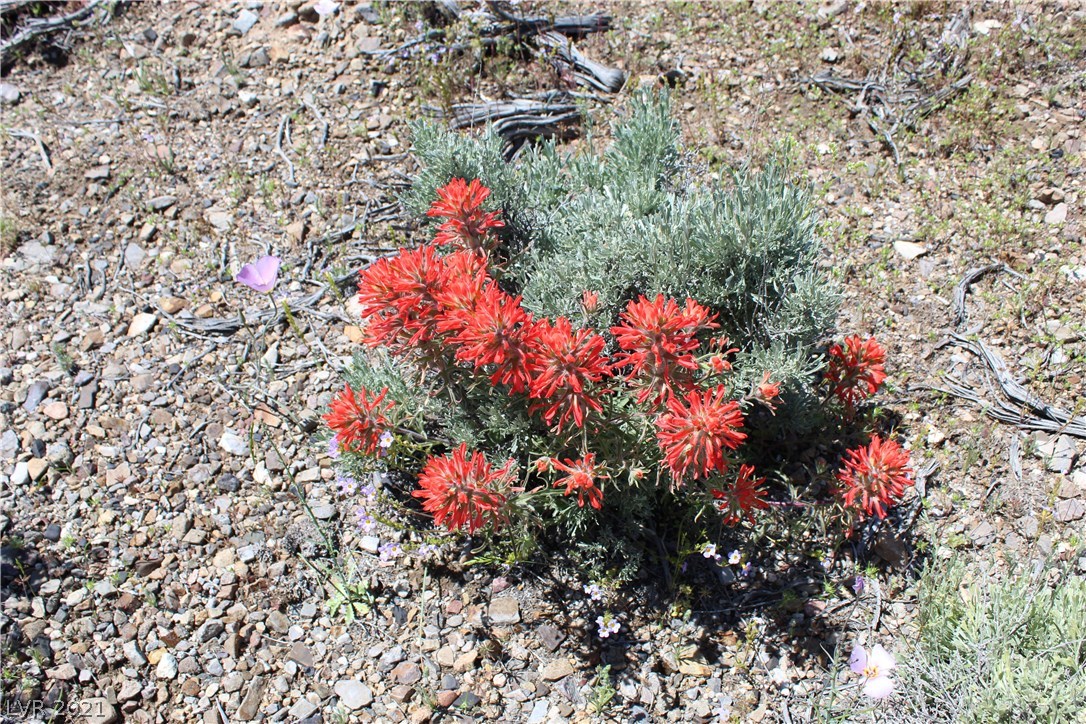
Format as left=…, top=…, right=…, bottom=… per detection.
left=313, top=0, right=339, bottom=17
left=702, top=543, right=721, bottom=562
left=596, top=614, right=620, bottom=638
left=584, top=583, right=603, bottom=601
left=728, top=550, right=742, bottom=565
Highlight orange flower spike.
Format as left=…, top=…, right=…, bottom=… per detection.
left=834, top=435, right=913, bottom=519
left=323, top=384, right=393, bottom=455
left=711, top=464, right=770, bottom=525
left=412, top=444, right=516, bottom=533
left=551, top=453, right=607, bottom=510
left=655, top=385, right=746, bottom=483
left=824, top=336, right=887, bottom=410
left=426, top=178, right=504, bottom=253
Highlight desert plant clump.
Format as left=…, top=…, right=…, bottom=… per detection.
left=325, top=91, right=914, bottom=578
left=895, top=555, right=1086, bottom=723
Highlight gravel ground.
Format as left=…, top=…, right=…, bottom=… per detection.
left=1, top=2, right=1084, bottom=723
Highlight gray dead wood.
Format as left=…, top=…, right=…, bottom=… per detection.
left=931, top=334, right=1086, bottom=439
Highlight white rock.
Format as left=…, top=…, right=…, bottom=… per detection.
left=334, top=680, right=373, bottom=710
left=156, top=653, right=178, bottom=680
left=1045, top=202, right=1067, bottom=225
left=127, top=313, right=158, bottom=337
left=219, top=430, right=249, bottom=456
left=893, top=240, right=928, bottom=260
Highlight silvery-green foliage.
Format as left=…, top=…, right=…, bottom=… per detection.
left=406, top=90, right=839, bottom=429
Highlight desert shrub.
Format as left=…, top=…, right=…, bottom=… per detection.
left=896, top=555, right=1086, bottom=723
left=326, top=91, right=912, bottom=578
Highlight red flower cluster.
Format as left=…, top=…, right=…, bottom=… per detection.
left=324, top=384, right=393, bottom=455
left=711, top=464, right=770, bottom=525
left=528, top=318, right=610, bottom=430
left=835, top=435, right=913, bottom=519
left=451, top=284, right=536, bottom=393
left=358, top=180, right=613, bottom=433
left=824, top=336, right=887, bottom=410
left=412, top=444, right=516, bottom=533
left=611, top=294, right=718, bottom=406
left=426, top=178, right=505, bottom=252
left=549, top=453, right=606, bottom=510
left=655, top=385, right=746, bottom=482
left=358, top=246, right=487, bottom=360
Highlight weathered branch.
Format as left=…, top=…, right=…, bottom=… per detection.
left=1, top=0, right=107, bottom=67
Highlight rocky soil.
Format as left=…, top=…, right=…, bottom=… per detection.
left=1, top=1, right=1084, bottom=723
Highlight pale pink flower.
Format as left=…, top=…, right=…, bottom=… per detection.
left=235, top=255, right=281, bottom=293
left=849, top=644, right=896, bottom=699
left=313, top=0, right=338, bottom=17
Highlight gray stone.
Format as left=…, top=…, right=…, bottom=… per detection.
left=1055, top=499, right=1085, bottom=523
left=266, top=610, right=290, bottom=633
left=488, top=597, right=520, bottom=625
left=334, top=680, right=373, bottom=710
left=541, top=658, right=574, bottom=681
left=24, top=380, right=51, bottom=411
left=378, top=645, right=404, bottom=671
left=288, top=642, right=314, bottom=668
left=237, top=676, right=266, bottom=721
left=288, top=698, right=318, bottom=720
left=453, top=691, right=480, bottom=708
left=222, top=672, right=244, bottom=693
left=536, top=624, right=564, bottom=652
left=123, top=640, right=147, bottom=667
left=527, top=700, right=548, bottom=724
left=391, top=661, right=421, bottom=685
left=83, top=698, right=117, bottom=724
left=0, top=429, right=19, bottom=460
left=0, top=82, right=19, bottom=105
left=234, top=9, right=259, bottom=34
left=124, top=244, right=147, bottom=268
left=11, top=462, right=29, bottom=487
left=148, top=195, right=177, bottom=211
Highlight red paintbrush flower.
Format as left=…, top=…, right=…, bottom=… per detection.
left=451, top=284, right=537, bottom=393
left=655, top=385, right=746, bottom=482
left=426, top=178, right=505, bottom=252
left=550, top=453, right=606, bottom=510
left=711, top=464, right=770, bottom=525
left=824, top=336, right=887, bottom=410
left=412, top=444, right=516, bottom=533
left=323, top=384, right=392, bottom=455
left=835, top=435, right=913, bottom=519
left=357, top=245, right=449, bottom=355
left=756, top=371, right=780, bottom=401
left=432, top=249, right=490, bottom=336
left=611, top=294, right=718, bottom=406
left=528, top=317, right=611, bottom=431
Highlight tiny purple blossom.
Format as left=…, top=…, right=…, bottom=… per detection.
left=236, top=255, right=281, bottom=293
left=355, top=508, right=376, bottom=532
left=327, top=436, right=341, bottom=459
left=336, top=474, right=357, bottom=496
left=740, top=562, right=754, bottom=578
left=378, top=542, right=402, bottom=561
left=853, top=575, right=866, bottom=595
left=728, top=550, right=742, bottom=566
left=377, top=431, right=394, bottom=457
